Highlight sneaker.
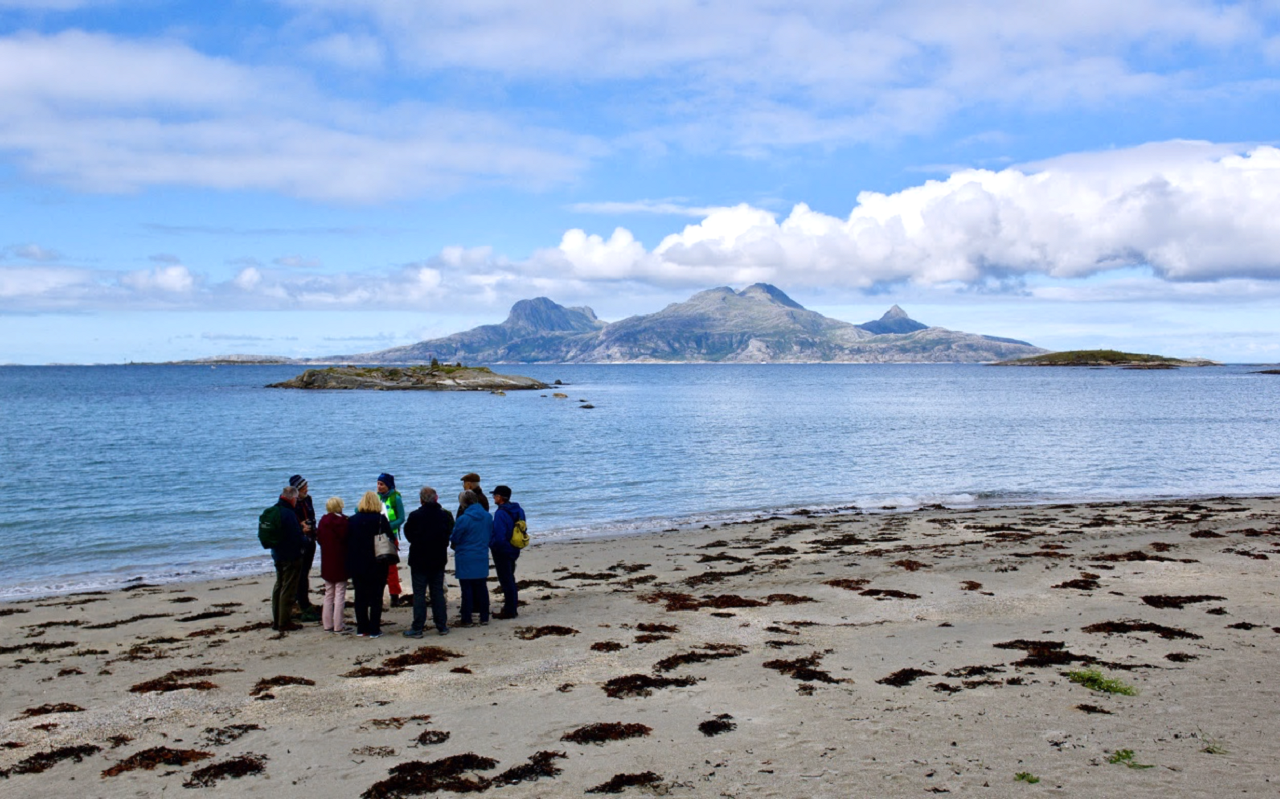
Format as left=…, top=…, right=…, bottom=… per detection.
left=480, top=619, right=489, bottom=626
left=438, top=627, right=449, bottom=636
left=493, top=611, right=518, bottom=620
left=369, top=631, right=382, bottom=639
left=402, top=629, right=424, bottom=639
left=356, top=632, right=368, bottom=638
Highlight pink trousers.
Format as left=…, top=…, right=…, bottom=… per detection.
left=322, top=579, right=348, bottom=631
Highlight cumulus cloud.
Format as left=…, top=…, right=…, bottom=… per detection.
left=538, top=141, right=1280, bottom=289
left=3, top=243, right=63, bottom=262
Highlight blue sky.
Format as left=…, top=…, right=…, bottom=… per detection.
left=2, top=0, right=1280, bottom=363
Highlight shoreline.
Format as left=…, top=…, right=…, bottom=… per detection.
left=4, top=490, right=1275, bottom=604
left=2, top=494, right=1278, bottom=796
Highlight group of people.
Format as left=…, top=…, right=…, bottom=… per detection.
left=267, top=471, right=527, bottom=639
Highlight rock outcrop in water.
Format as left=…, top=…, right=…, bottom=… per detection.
left=334, top=284, right=1045, bottom=364
left=267, top=365, right=547, bottom=391
left=995, top=350, right=1219, bottom=368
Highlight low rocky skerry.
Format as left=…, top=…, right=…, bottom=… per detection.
left=267, top=365, right=547, bottom=391
left=996, top=349, right=1219, bottom=368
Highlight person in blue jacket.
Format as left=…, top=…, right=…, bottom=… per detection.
left=449, top=490, right=493, bottom=625
left=489, top=485, right=525, bottom=619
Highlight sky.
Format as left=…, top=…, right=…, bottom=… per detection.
left=2, top=1, right=1280, bottom=364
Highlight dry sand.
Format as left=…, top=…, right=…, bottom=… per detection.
left=2, top=496, right=1279, bottom=797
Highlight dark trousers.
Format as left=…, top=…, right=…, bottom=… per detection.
left=458, top=577, right=489, bottom=624
left=295, top=538, right=317, bottom=609
left=492, top=552, right=519, bottom=616
left=271, top=557, right=303, bottom=628
left=352, top=569, right=388, bottom=635
left=411, top=568, right=448, bottom=632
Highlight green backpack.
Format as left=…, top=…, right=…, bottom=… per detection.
left=258, top=505, right=283, bottom=549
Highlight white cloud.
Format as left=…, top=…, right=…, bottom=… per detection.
left=3, top=243, right=63, bottom=262
left=0, top=266, right=91, bottom=297
left=538, top=142, right=1280, bottom=288
left=569, top=200, right=721, bottom=216
left=119, top=264, right=195, bottom=293
left=305, top=32, right=385, bottom=70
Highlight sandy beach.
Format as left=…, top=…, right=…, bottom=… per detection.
left=2, top=496, right=1279, bottom=797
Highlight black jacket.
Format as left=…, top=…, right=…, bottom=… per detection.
left=404, top=501, right=454, bottom=572
left=345, top=511, right=391, bottom=580
left=270, top=499, right=305, bottom=563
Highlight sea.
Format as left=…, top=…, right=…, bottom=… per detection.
left=1, top=363, right=1277, bottom=600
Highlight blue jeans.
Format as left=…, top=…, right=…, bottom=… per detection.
left=492, top=551, right=519, bottom=616
left=458, top=577, right=489, bottom=624
left=411, top=568, right=448, bottom=632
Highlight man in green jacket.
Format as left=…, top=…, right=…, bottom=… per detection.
left=378, top=472, right=406, bottom=606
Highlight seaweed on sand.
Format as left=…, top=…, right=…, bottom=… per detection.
left=202, top=724, right=261, bottom=746
left=492, top=751, right=566, bottom=785
left=101, top=746, right=214, bottom=777
left=823, top=578, right=870, bottom=591
left=591, top=641, right=626, bottom=652
left=1141, top=594, right=1226, bottom=609
left=765, top=593, right=817, bottom=605
left=516, top=580, right=554, bottom=590
left=960, top=581, right=983, bottom=591
left=250, top=675, right=315, bottom=696
left=82, top=613, right=173, bottom=629
left=0, top=607, right=29, bottom=617
left=698, top=714, right=736, bottom=736
left=1076, top=704, right=1113, bottom=714
left=1, top=744, right=102, bottom=777
left=0, top=640, right=77, bottom=655
left=362, top=753, right=499, bottom=798
left=696, top=552, right=747, bottom=564
left=14, top=703, right=83, bottom=719
left=1053, top=578, right=1100, bottom=590
left=343, top=646, right=463, bottom=678
left=633, top=634, right=669, bottom=644
left=368, top=716, right=430, bottom=730
left=1165, top=652, right=1198, bottom=663
left=176, top=610, right=236, bottom=623
left=637, top=591, right=766, bottom=611
left=1081, top=620, right=1201, bottom=640
left=130, top=667, right=238, bottom=694
left=877, top=668, right=936, bottom=687
left=415, top=730, right=450, bottom=746
left=892, top=559, right=930, bottom=571
left=860, top=589, right=921, bottom=600
left=683, top=566, right=757, bottom=587
left=636, top=623, right=679, bottom=633
left=514, top=625, right=579, bottom=640
left=993, top=640, right=1098, bottom=669
left=559, top=572, right=618, bottom=581
left=601, top=673, right=700, bottom=699
left=182, top=753, right=268, bottom=788
left=944, top=665, right=1005, bottom=678
left=653, top=643, right=747, bottom=673
left=586, top=772, right=663, bottom=794
left=228, top=621, right=273, bottom=633
left=561, top=722, right=652, bottom=745
left=762, top=652, right=844, bottom=684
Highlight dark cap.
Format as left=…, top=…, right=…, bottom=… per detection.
left=289, top=474, right=307, bottom=488
left=492, top=485, right=512, bottom=499
left=461, top=472, right=480, bottom=483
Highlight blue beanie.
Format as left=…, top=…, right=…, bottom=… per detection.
left=377, top=472, right=395, bottom=490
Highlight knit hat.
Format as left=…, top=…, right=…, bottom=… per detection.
left=289, top=474, right=307, bottom=489
left=377, top=472, right=396, bottom=490
left=461, top=472, right=480, bottom=483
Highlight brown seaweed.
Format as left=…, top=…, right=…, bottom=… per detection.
left=653, top=643, right=747, bottom=673
left=1053, top=578, right=1100, bottom=590
left=0, top=640, right=77, bottom=655
left=0, top=607, right=30, bottom=617
left=1, top=744, right=101, bottom=777
left=1140, top=594, right=1226, bottom=609
left=635, top=623, right=679, bottom=633
left=514, top=625, right=579, bottom=640
left=1082, top=620, right=1201, bottom=640
left=250, top=675, right=315, bottom=696
left=683, top=566, right=757, bottom=587
left=1076, top=704, right=1113, bottom=714
left=344, top=646, right=463, bottom=678
left=362, top=753, right=499, bottom=798
left=202, top=724, right=261, bottom=746
left=960, top=581, right=983, bottom=591
left=561, top=722, right=652, bottom=745
left=586, top=772, right=663, bottom=794
left=492, top=750, right=566, bottom=786
left=415, top=730, right=450, bottom=746
left=182, top=753, right=268, bottom=788
left=591, top=641, right=626, bottom=652
left=762, top=652, right=844, bottom=684
left=559, top=572, right=618, bottom=581
left=823, top=578, right=870, bottom=591
left=892, top=559, right=930, bottom=571
left=633, top=634, right=669, bottom=644
left=82, top=613, right=172, bottom=629
left=102, top=746, right=213, bottom=777
left=129, top=667, right=237, bottom=694
left=1227, top=621, right=1262, bottom=630
left=860, top=588, right=921, bottom=600
left=764, top=593, right=817, bottom=605
left=1165, top=652, right=1198, bottom=663
left=877, top=668, right=936, bottom=687
left=176, top=610, right=236, bottom=623
left=601, top=673, right=700, bottom=699
left=698, top=713, right=736, bottom=736
left=229, top=621, right=274, bottom=633
left=14, top=703, right=83, bottom=719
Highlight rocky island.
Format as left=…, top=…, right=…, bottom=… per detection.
left=995, top=349, right=1219, bottom=368
left=267, top=364, right=548, bottom=391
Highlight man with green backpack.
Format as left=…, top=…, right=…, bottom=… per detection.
left=260, top=484, right=306, bottom=633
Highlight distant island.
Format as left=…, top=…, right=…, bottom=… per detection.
left=267, top=364, right=548, bottom=391
left=995, top=350, right=1219, bottom=368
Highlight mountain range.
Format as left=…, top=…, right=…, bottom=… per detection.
left=335, top=284, right=1045, bottom=364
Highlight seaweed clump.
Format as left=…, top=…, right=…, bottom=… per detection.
left=653, top=643, right=747, bottom=673
left=0, top=744, right=101, bottom=777
left=586, top=772, right=663, bottom=794
left=202, top=724, right=261, bottom=746
left=1141, top=594, right=1226, bottom=609
left=561, top=722, right=652, bottom=745
left=514, top=625, right=579, bottom=640
left=877, top=668, right=937, bottom=687
left=860, top=589, right=921, bottom=600
left=762, top=652, right=844, bottom=684
left=1081, top=620, right=1201, bottom=640
left=14, top=703, right=84, bottom=719
left=362, top=753, right=499, bottom=798
left=492, top=750, right=567, bottom=786
left=698, top=714, right=737, bottom=737
left=591, top=641, right=626, bottom=652
left=415, top=730, right=450, bottom=746
left=601, top=673, right=700, bottom=699
left=101, top=746, right=213, bottom=777
left=250, top=675, right=316, bottom=696
left=129, top=668, right=237, bottom=694
left=635, top=623, right=679, bottom=634
left=343, top=646, right=462, bottom=678
left=823, top=578, right=870, bottom=591
left=182, top=753, right=268, bottom=788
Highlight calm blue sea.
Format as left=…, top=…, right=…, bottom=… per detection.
left=1, top=363, right=1277, bottom=599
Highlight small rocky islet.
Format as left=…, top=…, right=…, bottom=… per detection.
left=266, top=364, right=547, bottom=391
left=995, top=349, right=1219, bottom=369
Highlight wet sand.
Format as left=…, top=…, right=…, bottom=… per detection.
left=2, top=496, right=1279, bottom=797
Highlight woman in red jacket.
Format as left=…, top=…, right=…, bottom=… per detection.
left=316, top=496, right=350, bottom=633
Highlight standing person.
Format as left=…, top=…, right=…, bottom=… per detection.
left=346, top=490, right=392, bottom=639
left=489, top=485, right=525, bottom=620
left=449, top=490, right=493, bottom=626
left=458, top=473, right=490, bottom=517
left=290, top=475, right=320, bottom=621
left=402, top=486, right=454, bottom=638
left=269, top=484, right=306, bottom=633
left=377, top=473, right=407, bottom=607
left=316, top=496, right=350, bottom=634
